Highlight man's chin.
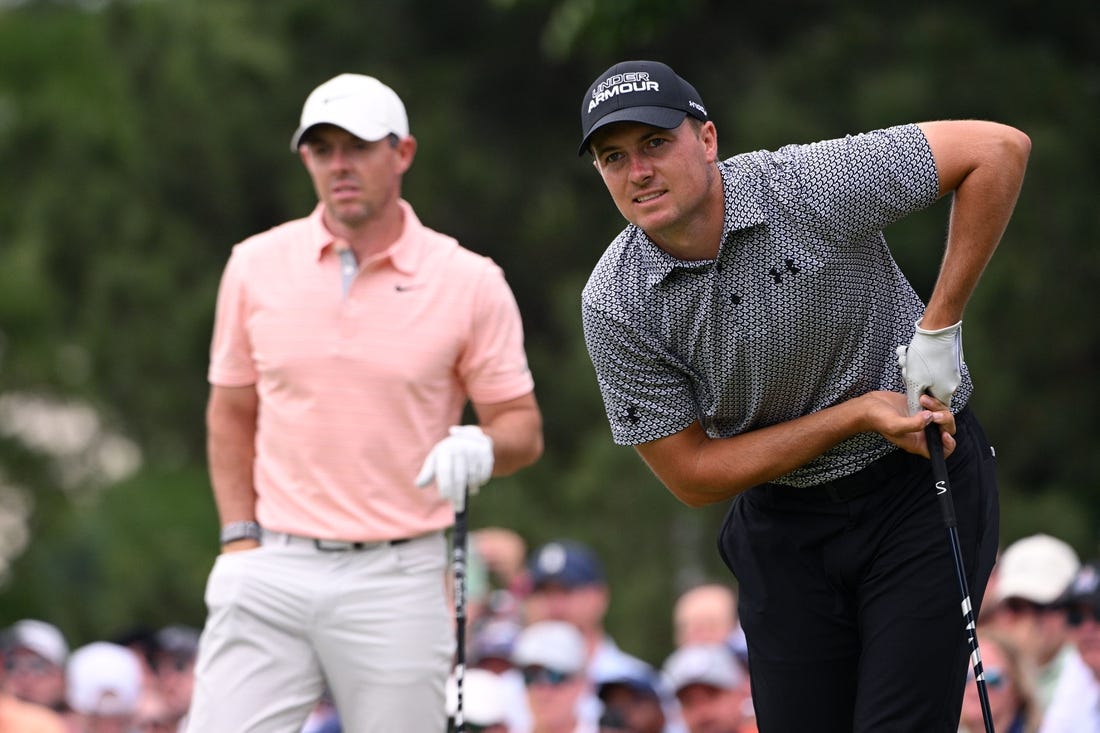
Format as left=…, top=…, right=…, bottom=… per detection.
left=328, top=201, right=371, bottom=226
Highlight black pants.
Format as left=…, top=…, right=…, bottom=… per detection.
left=718, top=408, right=999, bottom=733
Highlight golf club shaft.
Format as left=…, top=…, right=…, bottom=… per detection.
left=925, top=423, right=995, bottom=733
left=451, top=490, right=469, bottom=732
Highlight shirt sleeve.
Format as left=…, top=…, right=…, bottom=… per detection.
left=458, top=261, right=535, bottom=405
left=581, top=300, right=697, bottom=446
left=774, top=123, right=940, bottom=242
left=207, top=246, right=259, bottom=387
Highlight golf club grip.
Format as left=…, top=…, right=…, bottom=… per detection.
left=924, top=423, right=958, bottom=529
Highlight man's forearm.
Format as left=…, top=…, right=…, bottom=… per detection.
left=479, top=394, right=544, bottom=477
left=919, top=121, right=1031, bottom=328
left=206, top=386, right=260, bottom=525
left=636, top=391, right=952, bottom=508
left=207, top=429, right=257, bottom=524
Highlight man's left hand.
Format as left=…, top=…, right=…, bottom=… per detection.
left=896, top=319, right=963, bottom=415
left=415, top=425, right=494, bottom=512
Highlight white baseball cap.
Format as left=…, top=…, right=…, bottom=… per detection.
left=66, top=642, right=142, bottom=716
left=290, top=73, right=409, bottom=151
left=511, top=620, right=586, bottom=674
left=445, top=668, right=509, bottom=726
left=5, top=618, right=69, bottom=667
left=662, top=643, right=745, bottom=693
left=994, top=533, right=1081, bottom=605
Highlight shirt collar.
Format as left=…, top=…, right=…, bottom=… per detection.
left=638, top=159, right=767, bottom=288
left=307, top=199, right=423, bottom=276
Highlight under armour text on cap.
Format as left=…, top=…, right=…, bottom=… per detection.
left=578, top=60, right=708, bottom=156
left=290, top=73, right=409, bottom=151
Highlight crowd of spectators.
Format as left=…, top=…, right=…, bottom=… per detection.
left=0, top=620, right=197, bottom=732
left=4, top=527, right=1099, bottom=732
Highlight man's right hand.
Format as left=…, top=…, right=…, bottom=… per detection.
left=862, top=391, right=956, bottom=459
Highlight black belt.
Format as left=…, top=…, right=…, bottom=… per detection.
left=765, top=447, right=915, bottom=503
left=263, top=530, right=413, bottom=552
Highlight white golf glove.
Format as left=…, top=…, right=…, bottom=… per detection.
left=896, top=319, right=963, bottom=416
left=415, top=425, right=494, bottom=512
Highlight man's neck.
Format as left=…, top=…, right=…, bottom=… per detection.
left=647, top=175, right=726, bottom=261
left=324, top=200, right=405, bottom=262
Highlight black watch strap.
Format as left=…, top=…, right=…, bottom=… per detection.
left=220, top=520, right=262, bottom=545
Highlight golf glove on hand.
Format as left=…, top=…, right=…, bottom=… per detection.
left=896, top=319, right=963, bottom=416
left=415, top=425, right=494, bottom=512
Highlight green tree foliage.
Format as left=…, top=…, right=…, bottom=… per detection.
left=1, top=0, right=1097, bottom=665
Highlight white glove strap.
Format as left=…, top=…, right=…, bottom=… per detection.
left=915, top=319, right=963, bottom=340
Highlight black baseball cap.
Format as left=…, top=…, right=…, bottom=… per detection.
left=528, top=540, right=605, bottom=589
left=1056, top=559, right=1100, bottom=607
left=578, top=60, right=708, bottom=156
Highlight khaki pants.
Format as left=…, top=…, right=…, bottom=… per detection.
left=186, top=531, right=453, bottom=733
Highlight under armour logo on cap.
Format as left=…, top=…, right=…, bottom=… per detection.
left=577, top=60, right=708, bottom=156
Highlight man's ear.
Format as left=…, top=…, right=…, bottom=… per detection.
left=701, top=120, right=719, bottom=162
left=394, top=135, right=417, bottom=174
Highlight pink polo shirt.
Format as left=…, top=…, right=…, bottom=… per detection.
left=208, top=201, right=535, bottom=541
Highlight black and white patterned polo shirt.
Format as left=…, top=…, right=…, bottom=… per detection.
left=581, top=124, right=973, bottom=487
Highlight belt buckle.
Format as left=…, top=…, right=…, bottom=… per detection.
left=313, top=539, right=366, bottom=552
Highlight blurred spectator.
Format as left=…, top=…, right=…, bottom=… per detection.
left=468, top=616, right=529, bottom=731
left=65, top=642, right=142, bottom=733
left=2, top=619, right=69, bottom=713
left=513, top=620, right=598, bottom=733
left=988, top=534, right=1081, bottom=711
left=0, top=636, right=67, bottom=733
left=524, top=540, right=651, bottom=728
left=470, top=617, right=522, bottom=675
left=446, top=667, right=512, bottom=732
left=132, top=688, right=179, bottom=733
left=978, top=560, right=1002, bottom=626
left=672, top=584, right=748, bottom=666
left=958, top=629, right=1042, bottom=733
left=524, top=541, right=649, bottom=676
left=111, top=626, right=160, bottom=697
left=595, top=657, right=683, bottom=733
left=662, top=644, right=754, bottom=733
left=473, top=527, right=531, bottom=601
left=151, top=625, right=197, bottom=729
left=1039, top=560, right=1100, bottom=732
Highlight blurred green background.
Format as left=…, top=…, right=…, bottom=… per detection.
left=1, top=0, right=1097, bottom=666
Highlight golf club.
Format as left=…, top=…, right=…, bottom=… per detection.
left=450, top=488, right=470, bottom=733
left=925, top=422, right=995, bottom=733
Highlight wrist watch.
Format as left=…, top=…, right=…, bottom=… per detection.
left=220, top=520, right=262, bottom=545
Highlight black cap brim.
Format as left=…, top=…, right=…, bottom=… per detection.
left=578, top=106, right=688, bottom=156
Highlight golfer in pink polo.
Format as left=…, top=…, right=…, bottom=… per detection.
left=186, top=72, right=544, bottom=733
